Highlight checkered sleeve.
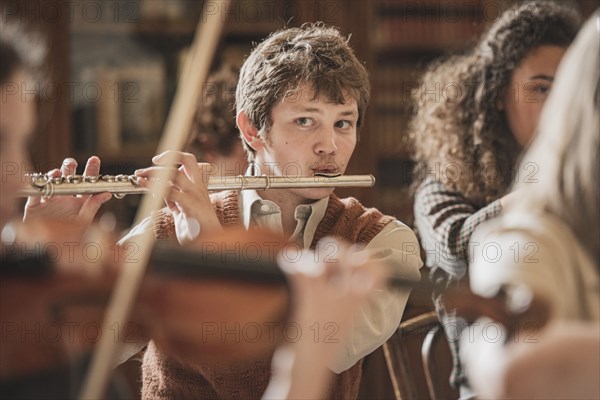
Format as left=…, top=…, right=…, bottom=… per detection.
left=414, top=178, right=503, bottom=279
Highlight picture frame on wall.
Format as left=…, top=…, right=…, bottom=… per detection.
left=97, top=62, right=165, bottom=154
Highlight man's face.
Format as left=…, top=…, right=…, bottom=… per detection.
left=0, top=70, right=35, bottom=226
left=255, top=83, right=358, bottom=202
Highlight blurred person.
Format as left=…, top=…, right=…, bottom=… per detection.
left=461, top=12, right=600, bottom=399
left=409, top=2, right=580, bottom=396
left=186, top=64, right=247, bottom=177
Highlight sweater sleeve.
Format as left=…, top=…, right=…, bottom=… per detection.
left=327, top=220, right=423, bottom=373
left=414, top=178, right=502, bottom=279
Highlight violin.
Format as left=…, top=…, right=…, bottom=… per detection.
left=1, top=216, right=423, bottom=368
left=443, top=283, right=551, bottom=338
left=2, top=212, right=418, bottom=400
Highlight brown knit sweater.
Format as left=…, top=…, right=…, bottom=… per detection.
left=143, top=191, right=395, bottom=400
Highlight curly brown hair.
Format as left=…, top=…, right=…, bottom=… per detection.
left=186, top=64, right=240, bottom=159
left=410, top=1, right=580, bottom=205
left=236, top=22, right=370, bottom=160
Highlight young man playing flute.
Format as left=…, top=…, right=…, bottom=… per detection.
left=123, top=23, right=423, bottom=399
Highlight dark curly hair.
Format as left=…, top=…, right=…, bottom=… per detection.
left=236, top=22, right=370, bottom=160
left=186, top=65, right=240, bottom=159
left=410, top=1, right=580, bottom=205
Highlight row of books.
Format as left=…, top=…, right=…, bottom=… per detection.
left=374, top=18, right=483, bottom=50
left=369, top=65, right=421, bottom=159
left=372, top=0, right=487, bottom=51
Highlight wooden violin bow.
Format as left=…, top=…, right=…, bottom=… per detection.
left=79, top=2, right=230, bottom=398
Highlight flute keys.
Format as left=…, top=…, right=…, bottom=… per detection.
left=29, top=173, right=49, bottom=189
left=66, top=175, right=83, bottom=184
left=128, top=175, right=140, bottom=186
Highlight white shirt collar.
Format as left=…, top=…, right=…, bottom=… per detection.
left=240, top=189, right=330, bottom=247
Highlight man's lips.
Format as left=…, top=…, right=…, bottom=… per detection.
left=313, top=171, right=342, bottom=177
left=310, top=162, right=341, bottom=174
left=311, top=167, right=341, bottom=177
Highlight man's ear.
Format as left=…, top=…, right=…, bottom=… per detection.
left=237, top=112, right=264, bottom=152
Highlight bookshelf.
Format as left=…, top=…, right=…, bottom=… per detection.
left=366, top=0, right=495, bottom=226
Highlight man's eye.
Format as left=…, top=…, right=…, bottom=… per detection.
left=335, top=120, right=352, bottom=129
left=296, top=117, right=315, bottom=127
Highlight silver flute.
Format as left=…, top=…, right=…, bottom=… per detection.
left=19, top=173, right=376, bottom=198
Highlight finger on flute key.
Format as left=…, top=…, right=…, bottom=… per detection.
left=61, top=157, right=77, bottom=176
left=83, top=156, right=101, bottom=177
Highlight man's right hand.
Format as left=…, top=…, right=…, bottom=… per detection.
left=135, top=150, right=223, bottom=245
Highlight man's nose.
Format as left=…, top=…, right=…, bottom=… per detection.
left=314, top=127, right=337, bottom=155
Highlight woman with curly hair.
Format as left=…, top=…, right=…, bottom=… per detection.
left=462, top=12, right=599, bottom=398
left=410, top=1, right=581, bottom=397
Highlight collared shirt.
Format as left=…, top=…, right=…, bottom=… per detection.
left=240, top=190, right=423, bottom=373
left=241, top=189, right=329, bottom=248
